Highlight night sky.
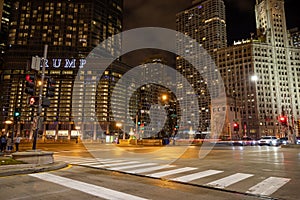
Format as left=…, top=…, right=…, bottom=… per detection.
left=123, top=0, right=299, bottom=45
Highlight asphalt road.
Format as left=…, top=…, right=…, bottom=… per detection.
left=0, top=165, right=265, bottom=200
left=2, top=141, right=300, bottom=200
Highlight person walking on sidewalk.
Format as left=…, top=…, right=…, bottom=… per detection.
left=6, top=136, right=12, bottom=152
left=1, top=135, right=7, bottom=152
left=15, top=135, right=21, bottom=152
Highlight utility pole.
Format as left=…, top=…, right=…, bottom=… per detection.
left=32, top=45, right=48, bottom=150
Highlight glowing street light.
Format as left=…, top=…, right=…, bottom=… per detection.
left=162, top=94, right=168, bottom=101
left=251, top=75, right=258, bottom=82
left=4, top=120, right=13, bottom=125
left=116, top=122, right=122, bottom=128
left=116, top=122, right=122, bottom=140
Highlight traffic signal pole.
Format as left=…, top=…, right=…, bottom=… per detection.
left=32, top=44, right=48, bottom=150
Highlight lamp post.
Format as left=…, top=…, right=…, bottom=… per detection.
left=250, top=75, right=258, bottom=138
left=116, top=122, right=122, bottom=141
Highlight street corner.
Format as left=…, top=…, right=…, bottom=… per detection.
left=0, top=161, right=68, bottom=177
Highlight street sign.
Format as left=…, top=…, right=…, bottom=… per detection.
left=31, top=56, right=41, bottom=71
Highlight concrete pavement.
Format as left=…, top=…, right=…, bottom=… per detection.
left=0, top=154, right=67, bottom=177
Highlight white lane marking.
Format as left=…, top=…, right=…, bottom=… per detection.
left=109, top=163, right=157, bottom=171
left=93, top=158, right=115, bottom=163
left=78, top=162, right=102, bottom=166
left=246, top=177, right=290, bottom=196
left=104, top=161, right=141, bottom=167
left=147, top=167, right=198, bottom=178
left=171, top=170, right=223, bottom=182
left=206, top=173, right=254, bottom=189
left=29, top=173, right=148, bottom=200
left=87, top=164, right=105, bottom=168
left=124, top=165, right=175, bottom=174
left=97, top=160, right=126, bottom=164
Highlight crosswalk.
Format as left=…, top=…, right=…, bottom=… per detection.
left=54, top=155, right=291, bottom=197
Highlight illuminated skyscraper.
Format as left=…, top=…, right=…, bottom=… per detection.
left=216, top=0, right=300, bottom=138
left=176, top=0, right=227, bottom=133
left=289, top=28, right=300, bottom=47
left=0, top=0, right=124, bottom=139
left=0, top=0, right=12, bottom=67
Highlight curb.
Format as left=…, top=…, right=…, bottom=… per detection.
left=0, top=161, right=68, bottom=177
left=281, top=144, right=300, bottom=148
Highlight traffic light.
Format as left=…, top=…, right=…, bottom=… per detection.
left=233, top=122, right=239, bottom=131
left=46, top=78, right=56, bottom=97
left=140, top=123, right=144, bottom=130
left=14, top=108, right=21, bottom=121
left=25, top=74, right=36, bottom=95
left=279, top=115, right=287, bottom=126
left=28, top=96, right=39, bottom=106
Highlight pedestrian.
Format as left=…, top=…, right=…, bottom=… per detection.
left=6, top=137, right=12, bottom=152
left=15, top=135, right=21, bottom=152
left=1, top=135, right=7, bottom=152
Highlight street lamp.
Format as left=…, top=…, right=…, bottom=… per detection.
left=116, top=122, right=122, bottom=140
left=250, top=74, right=258, bottom=138
left=162, top=94, right=168, bottom=101
left=4, top=120, right=13, bottom=125
left=250, top=75, right=258, bottom=82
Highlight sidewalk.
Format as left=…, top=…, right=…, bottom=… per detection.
left=0, top=153, right=67, bottom=177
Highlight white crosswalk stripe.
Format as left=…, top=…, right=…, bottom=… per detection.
left=109, top=163, right=158, bottom=171
left=95, top=158, right=115, bottom=162
left=123, top=165, right=175, bottom=174
left=96, top=159, right=126, bottom=164
left=29, top=173, right=148, bottom=200
left=147, top=167, right=198, bottom=178
left=88, top=164, right=106, bottom=168
left=246, top=177, right=290, bottom=196
left=170, top=170, right=223, bottom=182
left=104, top=161, right=141, bottom=167
left=206, top=173, right=254, bottom=189
left=54, top=155, right=291, bottom=197
left=79, top=162, right=103, bottom=166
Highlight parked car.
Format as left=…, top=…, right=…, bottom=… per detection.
left=279, top=137, right=289, bottom=145
left=258, top=136, right=280, bottom=146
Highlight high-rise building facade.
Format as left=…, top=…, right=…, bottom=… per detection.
left=176, top=0, right=227, bottom=133
left=0, top=0, right=124, bottom=140
left=132, top=57, right=178, bottom=139
left=289, top=28, right=300, bottom=47
left=0, top=0, right=12, bottom=33
left=216, top=0, right=300, bottom=138
left=0, top=0, right=12, bottom=67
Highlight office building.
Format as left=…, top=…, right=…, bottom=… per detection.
left=131, top=57, right=178, bottom=139
left=0, top=0, right=124, bottom=139
left=216, top=0, right=300, bottom=138
left=289, top=27, right=300, bottom=48
left=0, top=0, right=12, bottom=67
left=176, top=0, right=227, bottom=133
